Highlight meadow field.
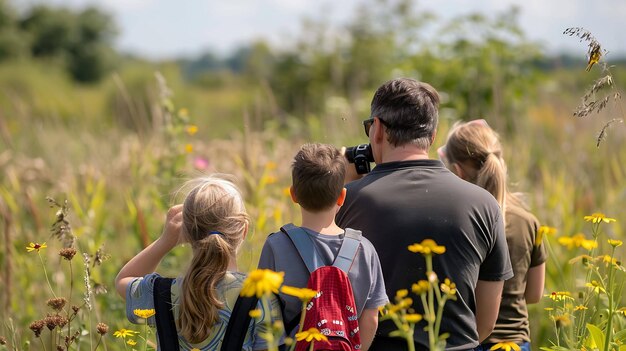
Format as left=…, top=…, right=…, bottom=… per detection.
left=1, top=18, right=626, bottom=351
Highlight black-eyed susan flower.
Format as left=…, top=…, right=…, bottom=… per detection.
left=126, top=339, right=137, bottom=346
left=295, top=328, right=329, bottom=343
left=133, top=309, right=155, bottom=319
left=546, top=291, right=574, bottom=301
left=408, top=239, right=445, bottom=255
left=26, top=242, right=47, bottom=253
left=281, top=285, right=318, bottom=302
left=584, top=213, right=616, bottom=224
left=113, top=328, right=138, bottom=338
left=240, top=269, right=284, bottom=298
left=490, top=341, right=521, bottom=351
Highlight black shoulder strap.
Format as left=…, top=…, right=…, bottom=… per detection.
left=153, top=277, right=180, bottom=350
left=220, top=295, right=259, bottom=351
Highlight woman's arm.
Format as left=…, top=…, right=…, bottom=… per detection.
left=115, top=205, right=183, bottom=298
left=525, top=263, right=546, bottom=304
left=475, top=279, right=504, bottom=342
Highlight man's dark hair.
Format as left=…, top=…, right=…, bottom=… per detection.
left=292, top=143, right=346, bottom=212
left=370, top=78, right=440, bottom=149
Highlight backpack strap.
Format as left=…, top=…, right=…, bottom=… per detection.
left=153, top=277, right=180, bottom=350
left=220, top=295, right=259, bottom=351
left=280, top=223, right=323, bottom=273
left=332, top=228, right=362, bottom=273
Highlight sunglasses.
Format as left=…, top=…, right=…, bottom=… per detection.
left=437, top=119, right=490, bottom=165
left=362, top=117, right=391, bottom=137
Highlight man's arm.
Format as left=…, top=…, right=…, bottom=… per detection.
left=525, top=263, right=546, bottom=304
left=358, top=308, right=378, bottom=350
left=474, top=280, right=504, bottom=342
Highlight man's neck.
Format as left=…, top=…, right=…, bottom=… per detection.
left=381, top=144, right=430, bottom=163
left=300, top=208, right=343, bottom=235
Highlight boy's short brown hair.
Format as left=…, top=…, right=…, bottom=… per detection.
left=292, top=143, right=346, bottom=212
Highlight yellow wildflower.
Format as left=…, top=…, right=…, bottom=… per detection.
left=608, top=239, right=623, bottom=248
left=408, top=239, right=446, bottom=255
left=395, top=289, right=409, bottom=299
left=585, top=280, right=606, bottom=294
left=26, top=242, right=47, bottom=253
left=404, top=313, right=423, bottom=323
left=412, top=280, right=429, bottom=295
left=185, top=144, right=193, bottom=153
left=490, top=341, right=521, bottom=351
left=282, top=187, right=291, bottom=197
left=249, top=309, right=262, bottom=319
left=536, top=226, right=557, bottom=246
left=546, top=291, right=573, bottom=301
left=266, top=161, right=277, bottom=170
left=240, top=269, right=284, bottom=298
left=186, top=125, right=198, bottom=136
left=544, top=307, right=554, bottom=311
left=574, top=305, right=588, bottom=311
left=440, top=278, right=457, bottom=297
left=551, top=314, right=572, bottom=328
left=281, top=285, right=318, bottom=302
left=133, top=309, right=155, bottom=319
left=398, top=298, right=413, bottom=309
left=558, top=234, right=597, bottom=251
left=113, top=329, right=138, bottom=338
left=178, top=108, right=189, bottom=117
left=584, top=213, right=616, bottom=224
left=126, top=339, right=137, bottom=346
left=295, top=328, right=329, bottom=343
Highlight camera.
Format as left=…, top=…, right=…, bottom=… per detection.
left=345, top=144, right=374, bottom=174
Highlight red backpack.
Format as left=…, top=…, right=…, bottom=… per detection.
left=281, top=224, right=362, bottom=351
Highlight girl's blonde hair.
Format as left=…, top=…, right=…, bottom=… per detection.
left=444, top=120, right=508, bottom=212
left=176, top=174, right=249, bottom=343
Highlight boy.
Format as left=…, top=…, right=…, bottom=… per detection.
left=258, top=143, right=388, bottom=350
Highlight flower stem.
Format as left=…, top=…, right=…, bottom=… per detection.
left=38, top=252, right=57, bottom=298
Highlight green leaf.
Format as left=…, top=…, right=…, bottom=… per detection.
left=614, top=329, right=626, bottom=343
left=587, top=323, right=606, bottom=351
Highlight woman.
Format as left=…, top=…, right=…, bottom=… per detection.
left=439, top=119, right=547, bottom=351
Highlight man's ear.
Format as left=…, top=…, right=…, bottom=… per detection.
left=430, top=130, right=437, bottom=146
left=289, top=186, right=298, bottom=204
left=337, top=188, right=347, bottom=206
left=373, top=117, right=386, bottom=143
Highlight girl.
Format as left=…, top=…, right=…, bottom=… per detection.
left=439, top=120, right=546, bottom=351
left=115, top=175, right=281, bottom=350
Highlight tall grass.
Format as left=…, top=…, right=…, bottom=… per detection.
left=0, top=62, right=624, bottom=349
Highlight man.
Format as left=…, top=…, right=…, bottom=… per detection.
left=336, top=78, right=513, bottom=351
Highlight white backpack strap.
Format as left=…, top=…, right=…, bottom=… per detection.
left=333, top=228, right=362, bottom=273
left=280, top=223, right=322, bottom=273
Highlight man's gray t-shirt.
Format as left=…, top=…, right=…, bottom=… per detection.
left=336, top=159, right=513, bottom=350
left=258, top=227, right=389, bottom=329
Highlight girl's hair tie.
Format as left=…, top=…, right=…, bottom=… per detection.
left=208, top=231, right=224, bottom=236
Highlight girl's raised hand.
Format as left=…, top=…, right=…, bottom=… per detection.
left=161, top=204, right=184, bottom=247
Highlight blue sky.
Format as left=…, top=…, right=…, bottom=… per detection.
left=18, top=0, right=626, bottom=60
